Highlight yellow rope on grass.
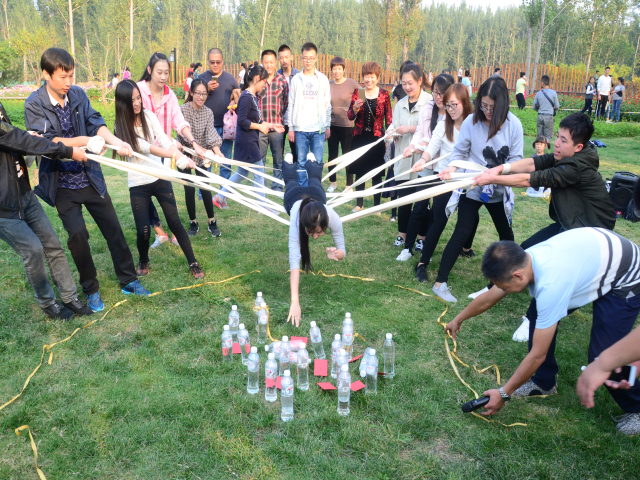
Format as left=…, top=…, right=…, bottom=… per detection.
left=15, top=425, right=47, bottom=480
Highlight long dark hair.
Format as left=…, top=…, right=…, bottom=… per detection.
left=298, top=197, right=329, bottom=273
left=473, top=77, right=510, bottom=140
left=401, top=63, right=427, bottom=93
left=139, top=52, right=170, bottom=82
left=242, top=64, right=268, bottom=90
left=186, top=78, right=208, bottom=103
left=430, top=74, right=455, bottom=135
left=443, top=84, right=473, bottom=142
left=114, top=79, right=151, bottom=153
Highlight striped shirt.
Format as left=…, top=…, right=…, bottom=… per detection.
left=257, top=73, right=288, bottom=125
left=177, top=102, right=222, bottom=167
left=527, top=227, right=640, bottom=329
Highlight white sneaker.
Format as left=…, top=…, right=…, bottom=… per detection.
left=396, top=248, right=413, bottom=261
left=171, top=236, right=179, bottom=247
left=512, top=317, right=530, bottom=342
left=432, top=282, right=457, bottom=303
left=468, top=286, right=489, bottom=299
left=526, top=187, right=544, bottom=198
left=150, top=234, right=169, bottom=249
left=393, top=236, right=404, bottom=247
left=327, top=185, right=336, bottom=193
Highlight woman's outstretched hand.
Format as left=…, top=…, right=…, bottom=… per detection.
left=287, top=302, right=301, bottom=327
left=326, top=247, right=340, bottom=261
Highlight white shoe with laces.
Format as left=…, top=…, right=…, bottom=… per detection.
left=612, top=412, right=640, bottom=435
left=468, top=286, right=489, bottom=299
left=327, top=185, right=336, bottom=193
left=512, top=317, right=530, bottom=342
left=150, top=235, right=169, bottom=249
left=396, top=248, right=413, bottom=261
left=432, top=282, right=457, bottom=303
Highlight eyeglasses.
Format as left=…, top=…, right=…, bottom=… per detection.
left=193, top=92, right=208, bottom=98
left=444, top=102, right=460, bottom=111
left=432, top=91, right=444, bottom=98
left=208, top=60, right=222, bottom=65
left=302, top=56, right=317, bottom=62
left=479, top=103, right=495, bottom=113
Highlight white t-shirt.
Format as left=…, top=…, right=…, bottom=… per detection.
left=111, top=77, right=119, bottom=87
left=238, top=69, right=246, bottom=84
left=458, top=69, right=463, bottom=77
left=597, top=75, right=612, bottom=96
left=426, top=119, right=459, bottom=173
left=300, top=73, right=320, bottom=132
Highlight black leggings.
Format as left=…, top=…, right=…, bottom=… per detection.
left=404, top=183, right=433, bottom=250
left=129, top=180, right=197, bottom=265
left=355, top=172, right=383, bottom=208
left=178, top=166, right=215, bottom=220
left=436, top=195, right=513, bottom=283
left=396, top=180, right=416, bottom=234
left=581, top=98, right=593, bottom=115
left=327, top=125, right=354, bottom=185
left=283, top=160, right=326, bottom=215
left=516, top=93, right=526, bottom=110
left=419, top=190, right=477, bottom=265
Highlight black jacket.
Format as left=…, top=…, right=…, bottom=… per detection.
left=24, top=84, right=107, bottom=206
left=0, top=103, right=73, bottom=219
left=529, top=144, right=616, bottom=230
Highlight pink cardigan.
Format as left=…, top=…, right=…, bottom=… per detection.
left=410, top=99, right=438, bottom=146
left=136, top=81, right=190, bottom=139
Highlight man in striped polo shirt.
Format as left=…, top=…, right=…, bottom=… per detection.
left=446, top=227, right=640, bottom=435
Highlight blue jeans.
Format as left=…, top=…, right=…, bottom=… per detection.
left=215, top=126, right=234, bottom=180
left=0, top=191, right=78, bottom=308
left=294, top=131, right=325, bottom=186
left=220, top=159, right=266, bottom=201
left=610, top=99, right=622, bottom=122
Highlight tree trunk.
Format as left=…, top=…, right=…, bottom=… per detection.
left=385, top=0, right=393, bottom=70
left=130, top=0, right=134, bottom=50
left=525, top=26, right=532, bottom=93
left=260, top=0, right=270, bottom=53
left=584, top=3, right=599, bottom=83
left=2, top=0, right=9, bottom=41
left=633, top=32, right=640, bottom=83
left=531, top=0, right=546, bottom=94
left=68, top=0, right=75, bottom=57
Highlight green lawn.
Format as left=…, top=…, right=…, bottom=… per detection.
left=1, top=99, right=640, bottom=479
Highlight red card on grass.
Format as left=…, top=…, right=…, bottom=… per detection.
left=351, top=380, right=365, bottom=392
left=349, top=353, right=364, bottom=363
left=291, top=336, right=308, bottom=345
left=314, top=359, right=328, bottom=376
left=232, top=342, right=241, bottom=354
left=276, top=376, right=282, bottom=389
left=317, top=382, right=337, bottom=390
left=265, top=378, right=276, bottom=388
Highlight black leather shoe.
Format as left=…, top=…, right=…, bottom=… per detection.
left=63, top=299, right=94, bottom=316
left=42, top=301, right=75, bottom=320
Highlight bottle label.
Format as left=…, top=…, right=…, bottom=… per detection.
left=284, top=385, right=293, bottom=396
left=343, top=333, right=353, bottom=342
left=239, top=337, right=246, bottom=346
left=247, top=361, right=256, bottom=370
left=245, top=342, right=251, bottom=354
left=266, top=368, right=275, bottom=378
left=225, top=338, right=233, bottom=349
left=366, top=364, right=376, bottom=375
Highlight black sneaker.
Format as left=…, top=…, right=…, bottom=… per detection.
left=63, top=298, right=94, bottom=316
left=415, top=239, right=424, bottom=251
left=415, top=264, right=428, bottom=283
left=460, top=248, right=476, bottom=258
left=208, top=220, right=221, bottom=237
left=42, top=301, right=74, bottom=320
left=190, top=262, right=205, bottom=279
left=136, top=261, right=149, bottom=276
left=188, top=221, right=199, bottom=237
left=393, top=235, right=404, bottom=247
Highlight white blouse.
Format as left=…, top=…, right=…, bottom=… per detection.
left=425, top=119, right=459, bottom=173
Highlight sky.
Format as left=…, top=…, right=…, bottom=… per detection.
left=433, top=0, right=522, bottom=10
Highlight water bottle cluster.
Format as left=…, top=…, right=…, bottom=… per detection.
left=221, top=296, right=396, bottom=422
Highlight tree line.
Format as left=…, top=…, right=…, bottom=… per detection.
left=0, top=0, right=638, bottom=87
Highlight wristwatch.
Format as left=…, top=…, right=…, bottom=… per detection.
left=499, top=386, right=511, bottom=402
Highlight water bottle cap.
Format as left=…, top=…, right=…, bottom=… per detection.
left=239, top=323, right=245, bottom=329
left=232, top=305, right=237, bottom=310
left=345, top=312, right=351, bottom=318
left=369, top=349, right=376, bottom=356
left=334, top=334, right=340, bottom=340
left=310, top=321, right=316, bottom=327
left=282, top=335, right=289, bottom=342
left=361, top=370, right=366, bottom=377
left=386, top=333, right=393, bottom=340
left=257, top=292, right=262, bottom=297
left=341, top=364, right=349, bottom=371
left=284, top=370, right=291, bottom=376
left=268, top=352, right=275, bottom=359
left=223, top=325, right=229, bottom=330
left=251, top=346, right=257, bottom=353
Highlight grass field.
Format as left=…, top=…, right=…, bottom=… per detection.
left=1, top=99, right=640, bottom=479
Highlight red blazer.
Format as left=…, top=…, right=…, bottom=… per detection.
left=347, top=88, right=392, bottom=137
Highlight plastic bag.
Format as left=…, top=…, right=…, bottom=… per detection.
left=223, top=109, right=237, bottom=141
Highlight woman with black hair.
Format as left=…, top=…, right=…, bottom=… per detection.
left=581, top=76, right=596, bottom=116
left=177, top=78, right=225, bottom=237
left=283, top=154, right=345, bottom=327
left=212, top=64, right=284, bottom=209
left=114, top=80, right=205, bottom=280
left=432, top=77, right=523, bottom=303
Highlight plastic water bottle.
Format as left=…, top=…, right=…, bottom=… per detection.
left=265, top=352, right=278, bottom=402
left=247, top=346, right=260, bottom=394
left=280, top=370, right=294, bottom=422
left=337, top=364, right=351, bottom=416
left=366, top=348, right=378, bottom=394
left=309, top=321, right=326, bottom=359
left=331, top=334, right=342, bottom=379
left=359, top=347, right=371, bottom=377
left=238, top=323, right=250, bottom=365
left=279, top=336, right=291, bottom=376
left=221, top=325, right=233, bottom=363
left=342, top=316, right=354, bottom=360
left=257, top=302, right=268, bottom=344
left=255, top=292, right=264, bottom=314
left=296, top=344, right=310, bottom=391
left=383, top=333, right=395, bottom=378
left=337, top=348, right=348, bottom=373
left=228, top=305, right=239, bottom=342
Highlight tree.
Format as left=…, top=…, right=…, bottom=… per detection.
left=530, top=0, right=546, bottom=93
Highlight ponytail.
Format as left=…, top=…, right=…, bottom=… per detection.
left=241, top=64, right=268, bottom=90
left=298, top=197, right=329, bottom=273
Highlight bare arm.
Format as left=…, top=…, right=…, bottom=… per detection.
left=287, top=268, right=301, bottom=327
left=52, top=136, right=90, bottom=147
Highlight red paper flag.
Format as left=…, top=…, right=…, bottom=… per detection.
left=349, top=353, right=364, bottom=363
left=350, top=380, right=365, bottom=392
left=317, top=382, right=337, bottom=390
left=232, top=342, right=241, bottom=354
left=265, top=378, right=276, bottom=388
left=314, top=359, right=328, bottom=376
left=291, top=336, right=308, bottom=345
left=276, top=376, right=282, bottom=389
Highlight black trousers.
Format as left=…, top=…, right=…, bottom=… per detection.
left=581, top=98, right=593, bottom=115
left=404, top=183, right=435, bottom=250
left=396, top=180, right=416, bottom=234
left=283, top=125, right=298, bottom=164
left=129, top=180, right=196, bottom=265
left=418, top=190, right=477, bottom=265
left=516, top=93, right=526, bottom=110
left=177, top=166, right=215, bottom=221
left=327, top=125, right=354, bottom=184
left=355, top=172, right=383, bottom=208
left=283, top=160, right=326, bottom=215
left=436, top=195, right=513, bottom=283
left=55, top=186, right=137, bottom=295
left=597, top=95, right=609, bottom=118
